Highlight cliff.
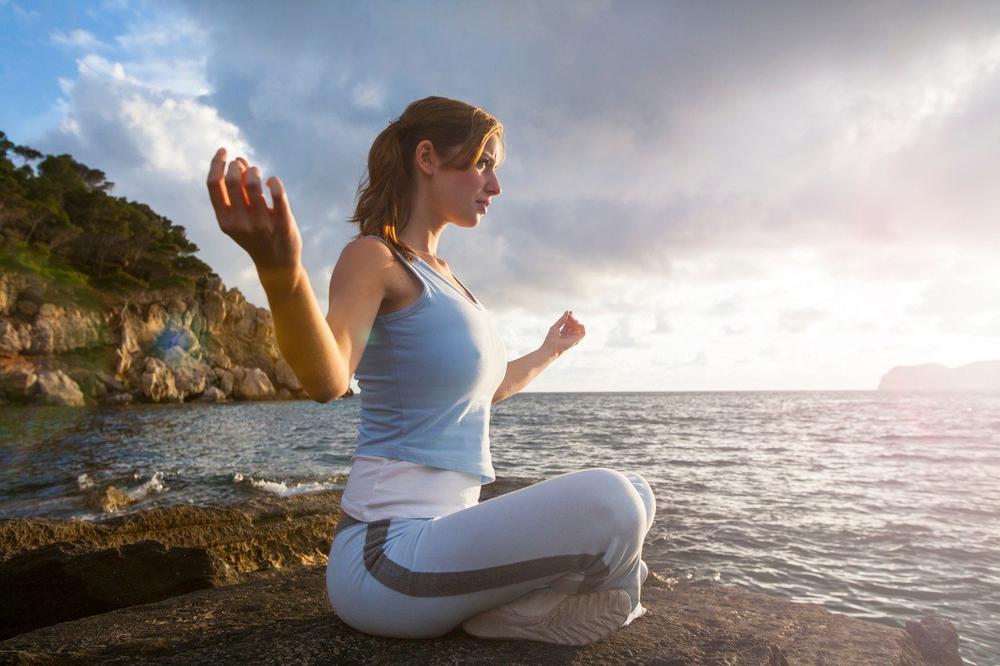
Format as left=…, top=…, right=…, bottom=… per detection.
left=0, top=269, right=350, bottom=406
left=878, top=360, right=1000, bottom=391
left=0, top=485, right=964, bottom=665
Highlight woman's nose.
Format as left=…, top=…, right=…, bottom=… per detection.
left=486, top=173, right=501, bottom=197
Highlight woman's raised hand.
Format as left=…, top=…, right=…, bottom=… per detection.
left=206, top=148, right=303, bottom=290
left=540, top=311, right=586, bottom=357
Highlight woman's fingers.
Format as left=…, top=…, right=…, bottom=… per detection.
left=206, top=148, right=231, bottom=219
left=224, top=159, right=250, bottom=218
left=265, top=176, right=293, bottom=230
left=244, top=166, right=270, bottom=218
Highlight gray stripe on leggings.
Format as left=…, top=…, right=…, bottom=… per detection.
left=353, top=518, right=611, bottom=597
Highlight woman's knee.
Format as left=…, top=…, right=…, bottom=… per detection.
left=574, top=468, right=650, bottom=535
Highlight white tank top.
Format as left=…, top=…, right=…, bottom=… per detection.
left=339, top=454, right=482, bottom=522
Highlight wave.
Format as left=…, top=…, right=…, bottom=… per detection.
left=124, top=472, right=168, bottom=501
left=232, top=472, right=344, bottom=497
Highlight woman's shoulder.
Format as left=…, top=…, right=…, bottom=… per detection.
left=338, top=235, right=401, bottom=268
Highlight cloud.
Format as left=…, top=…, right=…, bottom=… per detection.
left=778, top=307, right=827, bottom=334
left=39, top=21, right=266, bottom=306
left=24, top=1, right=1000, bottom=389
left=189, top=2, right=1000, bottom=321
left=50, top=29, right=107, bottom=51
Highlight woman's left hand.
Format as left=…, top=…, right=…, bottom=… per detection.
left=540, top=311, right=586, bottom=357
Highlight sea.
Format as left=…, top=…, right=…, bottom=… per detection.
left=1, top=391, right=997, bottom=664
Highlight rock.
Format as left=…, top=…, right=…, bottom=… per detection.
left=0, top=267, right=319, bottom=406
left=0, top=566, right=958, bottom=665
left=161, top=346, right=209, bottom=396
left=274, top=357, right=302, bottom=391
left=232, top=366, right=276, bottom=400
left=27, top=319, right=53, bottom=354
left=0, top=540, right=234, bottom=640
left=95, top=371, right=125, bottom=393
left=154, top=327, right=199, bottom=356
left=86, top=485, right=133, bottom=513
left=0, top=319, right=22, bottom=357
left=141, top=357, right=181, bottom=403
left=906, top=616, right=963, bottom=666
left=0, top=490, right=347, bottom=578
left=199, top=386, right=227, bottom=403
left=0, top=367, right=37, bottom=400
left=215, top=367, right=235, bottom=395
left=209, top=346, right=233, bottom=370
left=24, top=303, right=110, bottom=355
left=34, top=370, right=85, bottom=407
left=202, top=290, right=227, bottom=334
left=15, top=299, right=37, bottom=316
left=101, top=391, right=133, bottom=405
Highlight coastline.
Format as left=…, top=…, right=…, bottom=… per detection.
left=0, top=480, right=963, bottom=664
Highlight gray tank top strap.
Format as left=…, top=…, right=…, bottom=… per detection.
left=365, top=235, right=434, bottom=293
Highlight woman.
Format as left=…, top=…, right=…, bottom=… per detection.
left=206, top=96, right=656, bottom=645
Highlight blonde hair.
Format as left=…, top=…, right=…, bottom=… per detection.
left=348, top=96, right=504, bottom=261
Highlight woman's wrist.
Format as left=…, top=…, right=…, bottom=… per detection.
left=258, top=261, right=306, bottom=298
left=536, top=343, right=562, bottom=362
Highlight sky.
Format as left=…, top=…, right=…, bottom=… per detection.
left=1, top=0, right=999, bottom=391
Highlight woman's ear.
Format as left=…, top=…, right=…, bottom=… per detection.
left=414, top=139, right=436, bottom=177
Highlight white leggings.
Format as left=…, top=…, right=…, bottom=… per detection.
left=326, top=467, right=656, bottom=639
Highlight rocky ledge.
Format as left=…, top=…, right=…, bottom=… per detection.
left=0, top=483, right=964, bottom=665
left=0, top=270, right=352, bottom=407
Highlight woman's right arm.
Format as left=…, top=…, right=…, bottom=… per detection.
left=206, top=149, right=385, bottom=402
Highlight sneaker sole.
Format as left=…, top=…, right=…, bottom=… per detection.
left=462, top=588, right=633, bottom=646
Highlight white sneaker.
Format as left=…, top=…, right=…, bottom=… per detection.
left=461, top=588, right=633, bottom=646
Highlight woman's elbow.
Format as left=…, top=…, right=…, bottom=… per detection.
left=307, top=382, right=349, bottom=404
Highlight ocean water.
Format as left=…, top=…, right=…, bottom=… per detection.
left=1, top=391, right=997, bottom=664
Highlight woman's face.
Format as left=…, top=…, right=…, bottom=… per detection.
left=431, top=135, right=502, bottom=228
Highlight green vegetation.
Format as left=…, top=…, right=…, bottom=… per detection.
left=0, top=131, right=215, bottom=304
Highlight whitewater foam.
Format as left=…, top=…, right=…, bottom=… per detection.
left=124, top=472, right=168, bottom=501
left=232, top=472, right=344, bottom=497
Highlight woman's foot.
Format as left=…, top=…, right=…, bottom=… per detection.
left=461, top=588, right=633, bottom=646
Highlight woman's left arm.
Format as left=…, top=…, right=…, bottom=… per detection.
left=492, top=311, right=586, bottom=404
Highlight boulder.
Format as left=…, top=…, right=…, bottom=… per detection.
left=161, top=346, right=209, bottom=396
left=86, top=485, right=133, bottom=513
left=199, top=386, right=227, bottom=403
left=232, top=366, right=276, bottom=400
left=215, top=367, right=235, bottom=396
left=274, top=357, right=302, bottom=391
left=141, top=357, right=181, bottom=403
left=906, top=616, right=964, bottom=666
left=34, top=370, right=85, bottom=407
left=0, top=367, right=37, bottom=400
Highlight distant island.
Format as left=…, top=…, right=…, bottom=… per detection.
left=878, top=360, right=1000, bottom=391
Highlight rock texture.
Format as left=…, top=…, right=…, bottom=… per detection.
left=878, top=360, right=1000, bottom=391
left=0, top=270, right=353, bottom=406
left=0, top=489, right=345, bottom=639
left=0, top=540, right=234, bottom=640
left=0, top=566, right=961, bottom=665
left=0, top=485, right=965, bottom=664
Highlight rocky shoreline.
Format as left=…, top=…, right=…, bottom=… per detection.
left=0, top=270, right=352, bottom=408
left=0, top=482, right=964, bottom=664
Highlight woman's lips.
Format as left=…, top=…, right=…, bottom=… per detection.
left=476, top=201, right=488, bottom=213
